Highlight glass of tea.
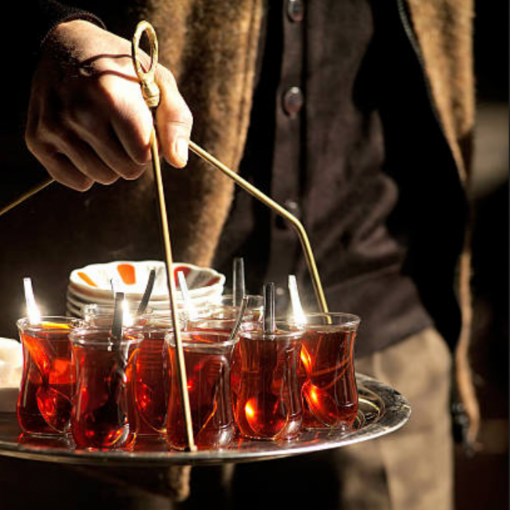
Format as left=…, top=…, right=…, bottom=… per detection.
left=17, top=316, right=79, bottom=436
left=166, top=330, right=236, bottom=450
left=235, top=326, right=303, bottom=441
left=127, top=320, right=173, bottom=438
left=69, top=327, right=142, bottom=450
left=185, top=301, right=262, bottom=414
left=295, top=313, right=360, bottom=429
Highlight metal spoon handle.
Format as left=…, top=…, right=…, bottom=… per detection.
left=233, top=257, right=245, bottom=307
left=263, top=283, right=276, bottom=334
left=229, top=295, right=249, bottom=343
left=111, top=292, right=125, bottom=343
left=137, top=268, right=156, bottom=315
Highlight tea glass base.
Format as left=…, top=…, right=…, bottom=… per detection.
left=134, top=434, right=170, bottom=452
left=168, top=426, right=235, bottom=451
left=21, top=430, right=71, bottom=439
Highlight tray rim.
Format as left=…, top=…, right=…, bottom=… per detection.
left=0, top=373, right=411, bottom=467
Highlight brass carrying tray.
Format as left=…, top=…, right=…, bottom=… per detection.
left=0, top=373, right=410, bottom=467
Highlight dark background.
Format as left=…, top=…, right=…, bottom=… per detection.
left=455, top=1, right=509, bottom=509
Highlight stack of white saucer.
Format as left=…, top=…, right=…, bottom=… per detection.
left=66, top=260, right=225, bottom=319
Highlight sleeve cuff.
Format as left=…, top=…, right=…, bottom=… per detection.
left=30, top=1, right=106, bottom=72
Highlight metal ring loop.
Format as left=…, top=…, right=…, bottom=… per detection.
left=132, top=21, right=161, bottom=109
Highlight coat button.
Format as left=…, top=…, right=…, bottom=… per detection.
left=276, top=199, right=301, bottom=230
left=276, top=287, right=285, bottom=297
left=284, top=199, right=301, bottom=218
left=282, top=87, right=304, bottom=116
left=287, top=0, right=305, bottom=22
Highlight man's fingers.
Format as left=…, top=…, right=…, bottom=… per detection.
left=37, top=152, right=94, bottom=192
left=108, top=83, right=154, bottom=167
left=70, top=111, right=147, bottom=180
left=49, top=132, right=120, bottom=185
left=26, top=133, right=92, bottom=191
left=155, top=67, right=193, bottom=168
left=29, top=126, right=120, bottom=187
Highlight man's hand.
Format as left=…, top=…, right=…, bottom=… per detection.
left=25, top=20, right=193, bottom=191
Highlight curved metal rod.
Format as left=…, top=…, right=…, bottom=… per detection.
left=188, top=141, right=329, bottom=314
left=0, top=20, right=329, bottom=319
left=0, top=177, right=53, bottom=218
left=132, top=21, right=197, bottom=452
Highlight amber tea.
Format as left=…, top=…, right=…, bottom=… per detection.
left=17, top=317, right=76, bottom=435
left=70, top=329, right=141, bottom=449
left=235, top=328, right=303, bottom=440
left=297, top=313, right=360, bottom=428
left=166, top=330, right=235, bottom=450
left=131, top=323, right=171, bottom=435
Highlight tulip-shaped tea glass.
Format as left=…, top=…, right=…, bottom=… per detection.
left=186, top=295, right=263, bottom=408
left=235, top=326, right=303, bottom=440
left=17, top=317, right=79, bottom=436
left=296, top=313, right=360, bottom=429
left=69, top=327, right=142, bottom=449
left=128, top=320, right=174, bottom=437
left=166, top=330, right=236, bottom=450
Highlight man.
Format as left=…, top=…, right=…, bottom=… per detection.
left=0, top=1, right=477, bottom=509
